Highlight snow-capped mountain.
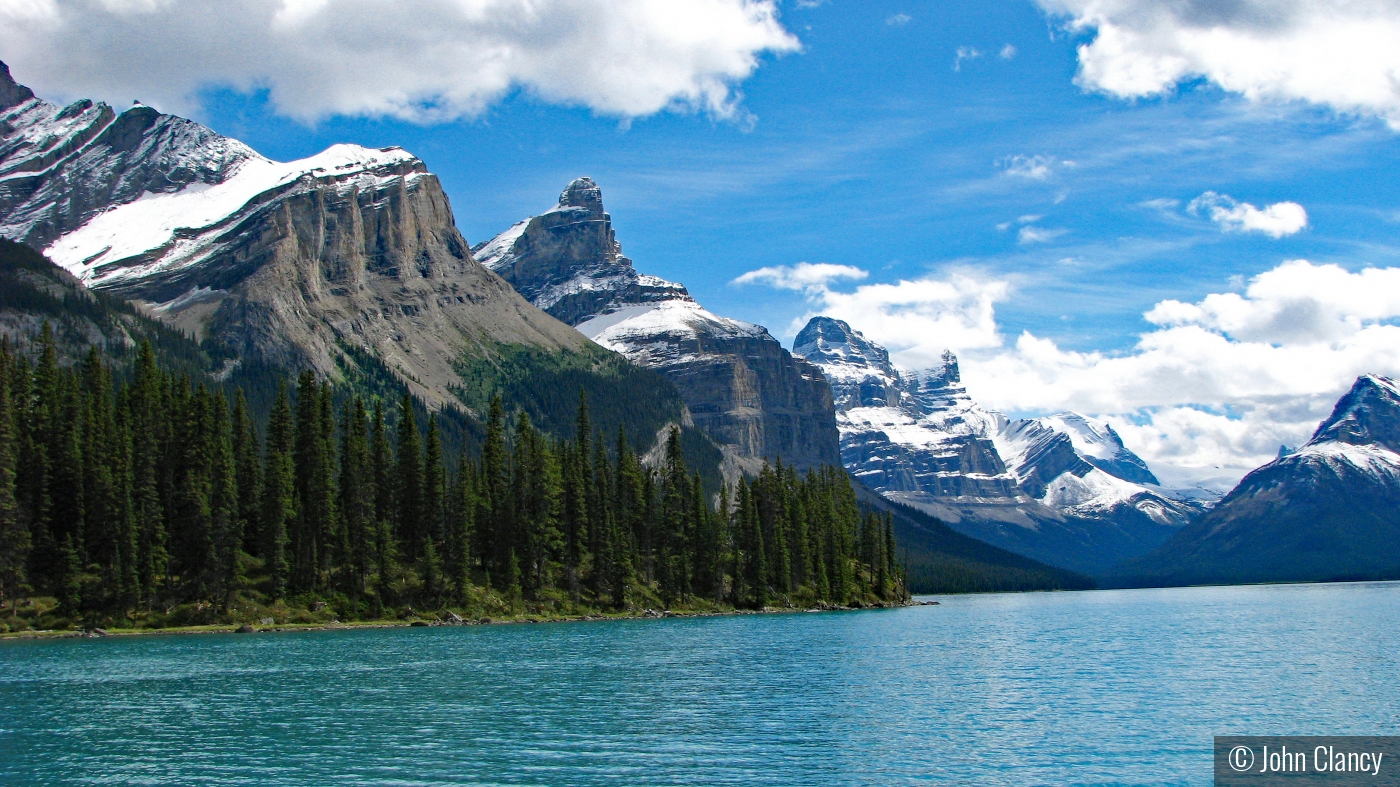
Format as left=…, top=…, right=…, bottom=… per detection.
left=1117, top=374, right=1400, bottom=585
left=475, top=178, right=838, bottom=478
left=793, top=316, right=1198, bottom=575
left=0, top=62, right=589, bottom=406
left=994, top=415, right=1195, bottom=526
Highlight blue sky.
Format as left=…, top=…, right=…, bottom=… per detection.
left=7, top=0, right=1400, bottom=477
left=184, top=0, right=1400, bottom=355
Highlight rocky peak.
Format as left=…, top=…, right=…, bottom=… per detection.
left=558, top=177, right=605, bottom=214
left=472, top=177, right=689, bottom=326
left=1309, top=374, right=1400, bottom=452
left=0, top=61, right=35, bottom=110
left=792, top=316, right=893, bottom=372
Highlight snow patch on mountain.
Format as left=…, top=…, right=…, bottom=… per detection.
left=577, top=299, right=766, bottom=362
left=44, top=144, right=418, bottom=286
left=472, top=218, right=529, bottom=271
left=794, top=315, right=1200, bottom=529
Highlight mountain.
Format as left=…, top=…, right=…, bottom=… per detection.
left=0, top=236, right=213, bottom=369
left=475, top=177, right=839, bottom=480
left=1113, top=374, right=1400, bottom=586
left=0, top=62, right=710, bottom=461
left=851, top=481, right=1095, bottom=593
left=793, top=316, right=1197, bottom=575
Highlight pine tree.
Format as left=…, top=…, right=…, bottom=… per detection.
left=339, top=398, right=373, bottom=598
left=446, top=452, right=475, bottom=602
left=422, top=415, right=446, bottom=567
left=261, top=383, right=295, bottom=599
left=482, top=397, right=509, bottom=588
left=369, top=400, right=396, bottom=596
left=232, top=390, right=262, bottom=557
left=129, top=341, right=166, bottom=608
left=211, top=392, right=242, bottom=605
left=0, top=356, right=30, bottom=617
left=394, top=393, right=423, bottom=565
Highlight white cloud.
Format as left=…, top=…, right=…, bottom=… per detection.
left=886, top=13, right=911, bottom=26
left=999, top=44, right=1017, bottom=60
left=997, top=153, right=1057, bottom=180
left=743, top=257, right=1400, bottom=475
left=954, top=46, right=982, bottom=72
left=736, top=267, right=1010, bottom=364
left=1188, top=191, right=1308, bottom=238
left=1036, top=0, right=1400, bottom=129
left=732, top=262, right=867, bottom=293
left=0, top=0, right=800, bottom=123
left=1018, top=225, right=1069, bottom=244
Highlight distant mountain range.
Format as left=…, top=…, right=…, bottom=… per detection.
left=1112, top=374, right=1400, bottom=586
left=3, top=58, right=1396, bottom=590
left=791, top=316, right=1199, bottom=576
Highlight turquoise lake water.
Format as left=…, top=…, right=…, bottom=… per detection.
left=2, top=581, right=1397, bottom=786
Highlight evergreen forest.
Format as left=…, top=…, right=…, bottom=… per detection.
left=0, top=328, right=907, bottom=632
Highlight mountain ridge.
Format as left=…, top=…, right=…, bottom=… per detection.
left=1111, top=374, right=1400, bottom=586
left=793, top=315, right=1199, bottom=575
left=476, top=177, right=839, bottom=481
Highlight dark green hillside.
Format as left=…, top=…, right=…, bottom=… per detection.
left=0, top=240, right=717, bottom=483
left=453, top=344, right=723, bottom=492
left=854, top=483, right=1095, bottom=593
left=0, top=238, right=220, bottom=375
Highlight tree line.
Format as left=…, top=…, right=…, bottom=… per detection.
left=0, top=328, right=906, bottom=625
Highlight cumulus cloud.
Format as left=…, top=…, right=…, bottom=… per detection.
left=1036, top=0, right=1400, bottom=129
left=886, top=13, right=912, bottom=26
left=1188, top=191, right=1308, bottom=238
left=999, top=44, right=1018, bottom=60
left=735, top=266, right=1009, bottom=364
left=732, top=262, right=866, bottom=294
left=965, top=260, right=1400, bottom=473
left=0, top=0, right=800, bottom=123
left=741, top=257, right=1400, bottom=475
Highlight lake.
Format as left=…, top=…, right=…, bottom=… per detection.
left=2, top=581, right=1397, bottom=786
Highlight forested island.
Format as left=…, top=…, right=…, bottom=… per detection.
left=0, top=327, right=907, bottom=633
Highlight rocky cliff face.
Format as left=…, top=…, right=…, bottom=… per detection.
left=1116, top=374, right=1400, bottom=585
left=475, top=178, right=839, bottom=477
left=793, top=315, right=1198, bottom=575
left=0, top=62, right=591, bottom=408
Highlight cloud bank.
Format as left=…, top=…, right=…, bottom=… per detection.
left=1037, top=0, right=1400, bottom=129
left=740, top=258, right=1400, bottom=477
left=0, top=0, right=799, bottom=122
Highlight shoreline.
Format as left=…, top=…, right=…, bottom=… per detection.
left=0, top=599, right=928, bottom=642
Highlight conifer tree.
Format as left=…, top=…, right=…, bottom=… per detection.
left=232, top=390, right=261, bottom=556
left=339, top=398, right=374, bottom=597
left=0, top=358, right=29, bottom=616
left=394, top=393, right=423, bottom=564
left=261, top=383, right=295, bottom=599
left=422, top=415, right=446, bottom=564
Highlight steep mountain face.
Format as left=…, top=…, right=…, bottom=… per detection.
left=793, top=315, right=1197, bottom=575
left=792, top=316, right=1016, bottom=501
left=0, top=62, right=593, bottom=409
left=1115, top=375, right=1400, bottom=586
left=475, top=178, right=838, bottom=478
left=472, top=177, right=690, bottom=325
